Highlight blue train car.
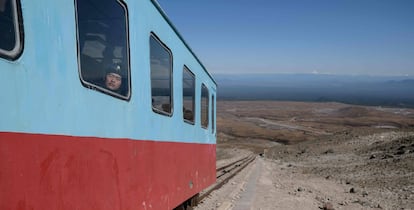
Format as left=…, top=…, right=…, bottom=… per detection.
left=0, top=0, right=217, bottom=209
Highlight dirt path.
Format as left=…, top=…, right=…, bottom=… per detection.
left=244, top=117, right=331, bottom=135
left=199, top=157, right=372, bottom=210
left=197, top=131, right=414, bottom=209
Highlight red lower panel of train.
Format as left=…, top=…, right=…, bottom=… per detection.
left=0, top=132, right=216, bottom=210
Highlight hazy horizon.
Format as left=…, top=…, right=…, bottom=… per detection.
left=213, top=72, right=414, bottom=77
left=214, top=73, right=414, bottom=108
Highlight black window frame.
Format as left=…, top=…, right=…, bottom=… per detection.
left=74, top=0, right=131, bottom=101
left=212, top=94, right=215, bottom=133
left=183, top=65, right=195, bottom=124
left=201, top=83, right=209, bottom=129
left=0, top=0, right=24, bottom=61
left=150, top=32, right=174, bottom=116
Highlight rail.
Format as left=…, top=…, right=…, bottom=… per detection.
left=197, top=154, right=256, bottom=203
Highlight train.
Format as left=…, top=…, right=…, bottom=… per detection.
left=0, top=0, right=217, bottom=209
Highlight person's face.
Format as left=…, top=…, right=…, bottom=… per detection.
left=105, top=73, right=122, bottom=91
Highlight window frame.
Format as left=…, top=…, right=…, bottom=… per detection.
left=74, top=0, right=132, bottom=101
left=150, top=32, right=174, bottom=116
left=201, top=83, right=209, bottom=129
left=183, top=65, right=195, bottom=124
left=212, top=94, right=215, bottom=133
left=0, top=0, right=24, bottom=60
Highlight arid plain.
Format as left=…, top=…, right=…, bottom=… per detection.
left=208, top=101, right=414, bottom=209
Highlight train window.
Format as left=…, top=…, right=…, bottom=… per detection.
left=183, top=66, right=195, bottom=123
left=0, top=0, right=23, bottom=60
left=212, top=94, right=215, bottom=133
left=201, top=84, right=209, bottom=129
left=150, top=33, right=173, bottom=115
left=75, top=0, right=131, bottom=100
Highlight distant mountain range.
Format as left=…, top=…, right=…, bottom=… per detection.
left=213, top=74, right=414, bottom=108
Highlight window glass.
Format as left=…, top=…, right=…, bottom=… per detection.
left=150, top=34, right=172, bottom=115
left=183, top=66, right=195, bottom=123
left=212, top=94, right=215, bottom=133
left=201, top=84, right=209, bottom=129
left=0, top=0, right=23, bottom=60
left=76, top=0, right=130, bottom=99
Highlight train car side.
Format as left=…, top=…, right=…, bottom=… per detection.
left=0, top=0, right=217, bottom=209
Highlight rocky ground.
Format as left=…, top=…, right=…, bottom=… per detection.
left=196, top=101, right=414, bottom=210
left=265, top=131, right=414, bottom=209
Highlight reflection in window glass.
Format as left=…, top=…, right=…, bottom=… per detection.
left=76, top=0, right=130, bottom=99
left=0, top=0, right=23, bottom=60
left=212, top=94, right=215, bottom=133
left=150, top=34, right=172, bottom=115
left=201, top=84, right=209, bottom=129
left=183, top=66, right=195, bottom=123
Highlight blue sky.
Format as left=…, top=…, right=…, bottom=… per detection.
left=156, top=0, right=414, bottom=76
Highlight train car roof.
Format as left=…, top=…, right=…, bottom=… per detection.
left=151, top=0, right=217, bottom=87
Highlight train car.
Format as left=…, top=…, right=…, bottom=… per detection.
left=0, top=0, right=217, bottom=209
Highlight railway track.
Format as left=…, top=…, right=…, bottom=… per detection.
left=174, top=155, right=256, bottom=210
left=197, top=154, right=256, bottom=203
